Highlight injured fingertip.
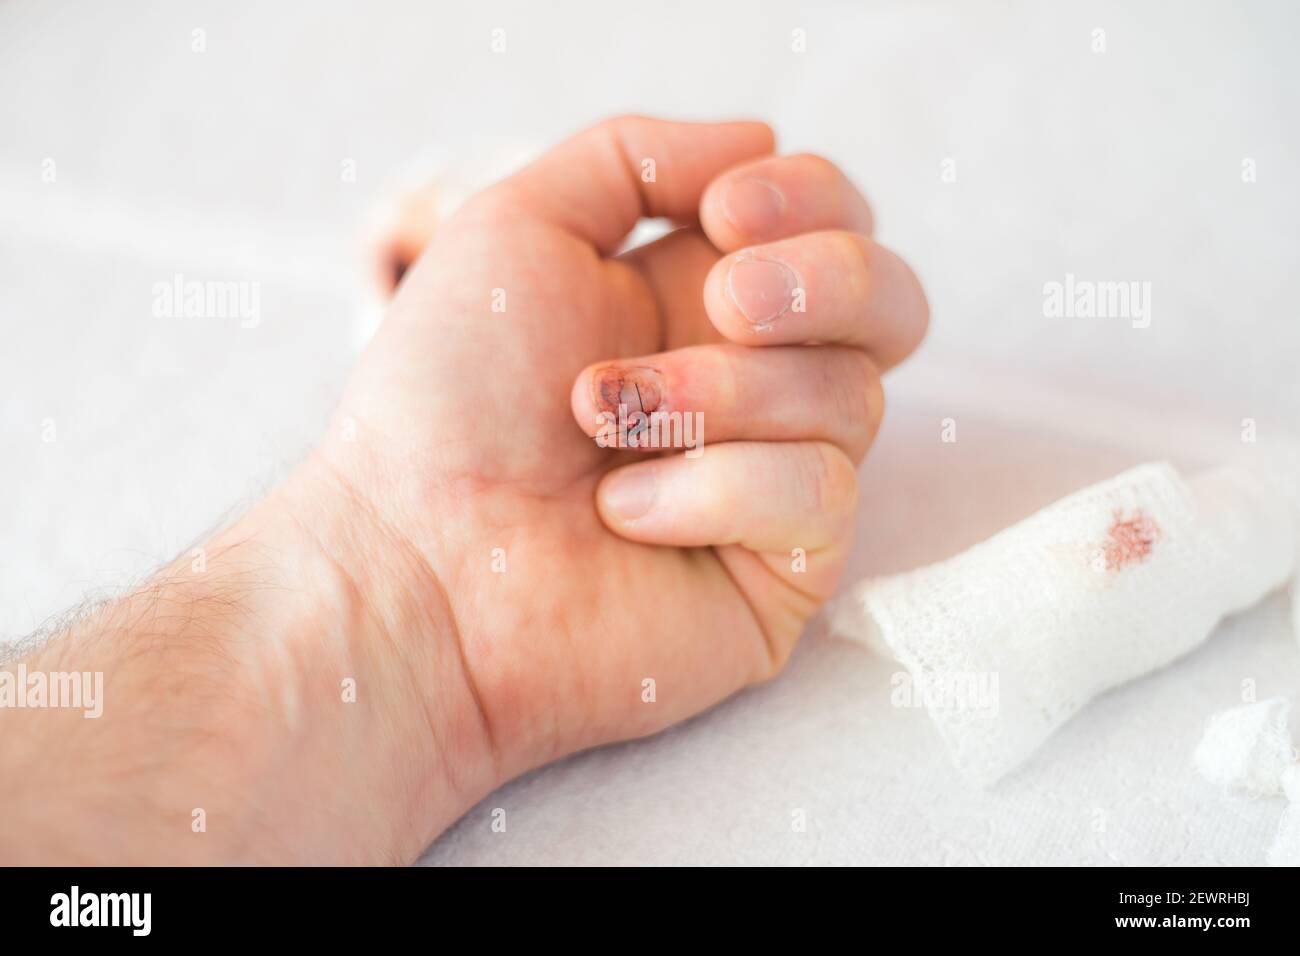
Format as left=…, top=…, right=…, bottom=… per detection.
left=590, top=364, right=665, bottom=418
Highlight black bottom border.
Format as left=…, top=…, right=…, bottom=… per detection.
left=0, top=864, right=1291, bottom=942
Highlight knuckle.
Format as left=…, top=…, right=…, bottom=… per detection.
left=803, top=442, right=859, bottom=520
left=837, top=229, right=874, bottom=274
left=858, top=353, right=886, bottom=442
left=908, top=262, right=932, bottom=345
left=819, top=231, right=874, bottom=302
left=792, top=152, right=841, bottom=181
left=842, top=232, right=877, bottom=306
left=826, top=350, right=884, bottom=453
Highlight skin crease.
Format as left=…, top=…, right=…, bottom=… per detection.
left=0, top=117, right=927, bottom=863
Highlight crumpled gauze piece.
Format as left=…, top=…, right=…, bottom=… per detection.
left=1193, top=698, right=1295, bottom=796
left=1192, top=703, right=1300, bottom=864
left=831, top=461, right=1299, bottom=785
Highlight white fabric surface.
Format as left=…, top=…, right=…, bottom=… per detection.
left=2, top=0, right=1299, bottom=865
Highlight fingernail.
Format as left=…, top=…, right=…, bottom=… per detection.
left=602, top=468, right=657, bottom=521
left=591, top=365, right=664, bottom=415
left=721, top=179, right=786, bottom=236
left=727, top=257, right=798, bottom=328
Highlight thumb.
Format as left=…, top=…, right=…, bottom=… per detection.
left=484, top=115, right=774, bottom=253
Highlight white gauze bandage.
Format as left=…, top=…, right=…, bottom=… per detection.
left=831, top=460, right=1299, bottom=785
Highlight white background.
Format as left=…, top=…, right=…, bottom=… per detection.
left=2, top=0, right=1298, bottom=864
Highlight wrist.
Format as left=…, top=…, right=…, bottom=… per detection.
left=0, top=454, right=498, bottom=864
left=232, top=452, right=502, bottom=860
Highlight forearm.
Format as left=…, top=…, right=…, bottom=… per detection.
left=0, top=456, right=495, bottom=864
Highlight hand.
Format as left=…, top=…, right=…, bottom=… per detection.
left=0, top=117, right=926, bottom=864
left=320, top=116, right=928, bottom=796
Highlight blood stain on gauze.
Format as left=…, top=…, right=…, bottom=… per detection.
left=829, top=460, right=1300, bottom=785
left=1102, top=509, right=1161, bottom=570
left=1193, top=698, right=1296, bottom=797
